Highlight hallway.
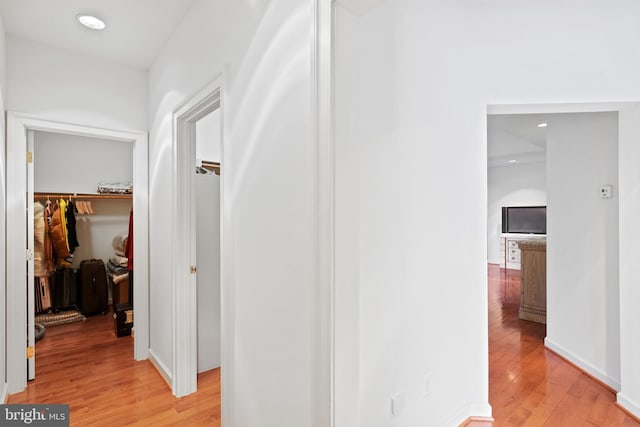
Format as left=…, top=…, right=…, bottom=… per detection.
left=7, top=314, right=221, bottom=426
left=488, top=264, right=638, bottom=426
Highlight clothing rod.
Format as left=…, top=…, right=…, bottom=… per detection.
left=34, top=192, right=133, bottom=200
left=201, top=161, right=221, bottom=175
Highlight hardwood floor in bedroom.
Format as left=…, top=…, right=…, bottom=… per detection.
left=7, top=313, right=220, bottom=426
left=487, top=264, right=639, bottom=426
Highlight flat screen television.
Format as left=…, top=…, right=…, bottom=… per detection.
left=501, top=206, right=546, bottom=234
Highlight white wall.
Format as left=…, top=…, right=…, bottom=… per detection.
left=335, top=0, right=640, bottom=424
left=71, top=200, right=131, bottom=269
left=0, top=14, right=7, bottom=401
left=334, top=7, right=361, bottom=427
left=618, top=105, right=640, bottom=416
left=545, top=112, right=620, bottom=388
left=149, top=1, right=316, bottom=425
left=34, top=132, right=133, bottom=194
left=196, top=109, right=221, bottom=163
left=0, top=15, right=5, bottom=95
left=196, top=110, right=221, bottom=373
left=33, top=131, right=132, bottom=269
left=6, top=35, right=147, bottom=131
left=147, top=0, right=263, bottom=383
left=487, top=163, right=547, bottom=264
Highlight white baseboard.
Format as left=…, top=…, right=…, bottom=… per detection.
left=469, top=403, right=493, bottom=418
left=148, top=349, right=172, bottom=389
left=1, top=382, right=8, bottom=404
left=544, top=338, right=621, bottom=391
left=617, top=392, right=640, bottom=419
left=447, top=402, right=493, bottom=426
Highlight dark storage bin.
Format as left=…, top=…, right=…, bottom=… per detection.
left=53, top=268, right=79, bottom=310
left=114, top=304, right=133, bottom=337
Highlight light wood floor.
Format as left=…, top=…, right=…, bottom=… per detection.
left=7, top=313, right=221, bottom=426
left=488, top=264, right=639, bottom=426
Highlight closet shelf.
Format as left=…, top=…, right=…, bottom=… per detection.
left=34, top=192, right=132, bottom=200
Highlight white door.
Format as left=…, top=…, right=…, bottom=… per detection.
left=27, top=130, right=35, bottom=380
left=195, top=109, right=222, bottom=374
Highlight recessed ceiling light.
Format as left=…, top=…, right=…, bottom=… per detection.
left=508, top=159, right=518, bottom=163
left=537, top=122, right=547, bottom=128
left=76, top=14, right=106, bottom=30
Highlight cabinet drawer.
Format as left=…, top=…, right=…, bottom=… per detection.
left=508, top=240, right=519, bottom=249
left=509, top=252, right=521, bottom=262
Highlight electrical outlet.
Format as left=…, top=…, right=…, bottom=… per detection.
left=391, top=392, right=406, bottom=415
left=422, top=373, right=432, bottom=397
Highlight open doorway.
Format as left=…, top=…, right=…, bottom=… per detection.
left=5, top=113, right=149, bottom=394
left=171, top=78, right=223, bottom=397
left=486, top=107, right=622, bottom=421
left=27, top=130, right=135, bottom=380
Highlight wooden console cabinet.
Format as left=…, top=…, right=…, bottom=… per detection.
left=518, top=239, right=546, bottom=324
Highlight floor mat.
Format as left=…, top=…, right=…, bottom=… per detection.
left=35, top=310, right=86, bottom=327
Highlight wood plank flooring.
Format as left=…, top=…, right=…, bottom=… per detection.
left=488, top=264, right=639, bottom=426
left=7, top=313, right=220, bottom=426
left=8, top=268, right=638, bottom=426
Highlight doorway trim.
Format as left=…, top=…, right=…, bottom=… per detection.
left=6, top=112, right=149, bottom=394
left=312, top=0, right=335, bottom=425
left=171, top=76, right=222, bottom=397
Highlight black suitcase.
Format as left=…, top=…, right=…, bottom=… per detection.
left=53, top=268, right=78, bottom=310
left=114, top=304, right=133, bottom=337
left=79, top=259, right=108, bottom=315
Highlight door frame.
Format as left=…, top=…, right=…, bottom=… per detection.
left=172, top=76, right=223, bottom=397
left=169, top=1, right=335, bottom=423
left=6, top=112, right=149, bottom=394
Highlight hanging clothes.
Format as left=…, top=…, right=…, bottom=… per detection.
left=58, top=199, right=70, bottom=252
left=65, top=200, right=79, bottom=253
left=33, top=201, right=54, bottom=277
left=125, top=208, right=133, bottom=272
left=45, top=198, right=53, bottom=224
left=34, top=201, right=55, bottom=313
left=125, top=208, right=133, bottom=306
left=49, top=202, right=71, bottom=264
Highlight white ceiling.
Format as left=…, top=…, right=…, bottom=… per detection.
left=487, top=114, right=548, bottom=168
left=0, top=0, right=195, bottom=69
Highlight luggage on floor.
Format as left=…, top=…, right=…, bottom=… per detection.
left=79, top=259, right=108, bottom=315
left=37, top=277, right=52, bottom=312
left=53, top=268, right=78, bottom=310
left=113, top=304, right=133, bottom=337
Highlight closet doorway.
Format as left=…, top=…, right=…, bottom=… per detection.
left=172, top=78, right=223, bottom=397
left=6, top=114, right=149, bottom=394
left=26, top=130, right=135, bottom=380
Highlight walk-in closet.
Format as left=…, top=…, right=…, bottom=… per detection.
left=29, top=130, right=134, bottom=379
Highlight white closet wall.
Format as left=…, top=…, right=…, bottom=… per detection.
left=195, top=109, right=221, bottom=163
left=33, top=131, right=133, bottom=268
